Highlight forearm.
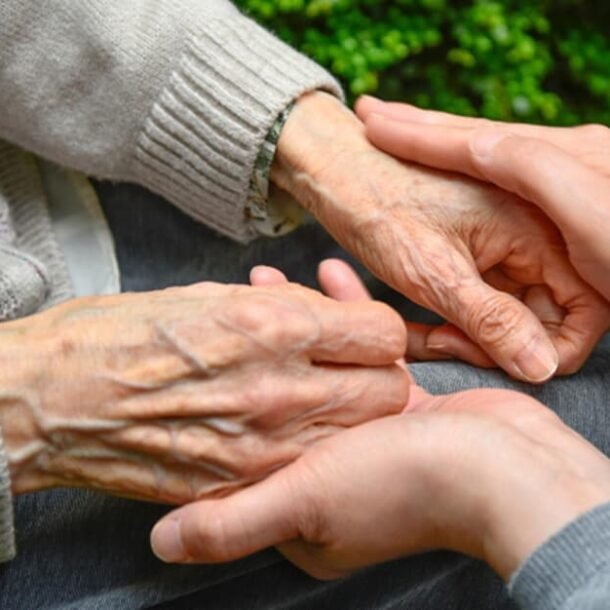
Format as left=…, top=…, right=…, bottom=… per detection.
left=0, top=1, right=341, bottom=242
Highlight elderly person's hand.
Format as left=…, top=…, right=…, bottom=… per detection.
left=0, top=281, right=408, bottom=503
left=150, top=262, right=610, bottom=583
left=271, top=92, right=610, bottom=382
left=357, top=98, right=610, bottom=301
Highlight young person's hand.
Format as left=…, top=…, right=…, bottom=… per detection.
left=151, top=261, right=610, bottom=582
left=357, top=97, right=610, bottom=301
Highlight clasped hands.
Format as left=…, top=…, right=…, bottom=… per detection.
left=151, top=260, right=610, bottom=583
left=149, top=97, right=610, bottom=581
left=2, top=93, right=609, bottom=583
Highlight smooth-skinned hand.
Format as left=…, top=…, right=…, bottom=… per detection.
left=0, top=280, right=408, bottom=502
left=151, top=260, right=610, bottom=582
left=271, top=92, right=610, bottom=381
left=357, top=97, right=610, bottom=302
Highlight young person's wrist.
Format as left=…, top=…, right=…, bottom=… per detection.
left=478, top=428, right=610, bottom=581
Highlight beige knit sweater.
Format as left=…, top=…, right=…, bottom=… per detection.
left=0, top=0, right=342, bottom=561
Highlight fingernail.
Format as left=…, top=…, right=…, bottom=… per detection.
left=471, top=130, right=507, bottom=158
left=425, top=340, right=453, bottom=357
left=151, top=519, right=185, bottom=562
left=513, top=337, right=559, bottom=383
left=426, top=342, right=448, bottom=351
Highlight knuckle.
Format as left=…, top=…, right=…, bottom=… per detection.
left=466, top=293, right=526, bottom=347
left=188, top=512, right=232, bottom=562
left=225, top=296, right=274, bottom=334
left=225, top=293, right=319, bottom=350
left=510, top=137, right=544, bottom=161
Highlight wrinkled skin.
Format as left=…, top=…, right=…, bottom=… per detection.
left=358, top=97, right=610, bottom=302
left=272, top=92, right=610, bottom=381
left=0, top=281, right=408, bottom=503
left=151, top=261, right=610, bottom=583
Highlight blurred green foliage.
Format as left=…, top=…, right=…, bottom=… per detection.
left=235, top=0, right=610, bottom=125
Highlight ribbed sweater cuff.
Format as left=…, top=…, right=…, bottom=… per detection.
left=0, top=430, right=15, bottom=562
left=133, top=14, right=343, bottom=243
left=508, top=502, right=610, bottom=610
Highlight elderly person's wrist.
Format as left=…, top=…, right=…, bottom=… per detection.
left=271, top=92, right=371, bottom=203
left=0, top=317, right=56, bottom=495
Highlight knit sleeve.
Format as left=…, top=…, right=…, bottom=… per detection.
left=0, top=431, right=15, bottom=563
left=508, top=502, right=610, bottom=610
left=0, top=0, right=343, bottom=243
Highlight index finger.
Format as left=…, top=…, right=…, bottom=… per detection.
left=356, top=97, right=581, bottom=150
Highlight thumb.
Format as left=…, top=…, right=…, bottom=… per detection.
left=450, top=280, right=558, bottom=383
left=250, top=265, right=289, bottom=286
left=151, top=472, right=302, bottom=564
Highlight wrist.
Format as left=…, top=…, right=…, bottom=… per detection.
left=0, top=317, right=58, bottom=494
left=271, top=91, right=371, bottom=203
left=480, top=431, right=610, bottom=581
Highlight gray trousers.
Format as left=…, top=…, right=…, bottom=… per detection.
left=1, top=183, right=608, bottom=609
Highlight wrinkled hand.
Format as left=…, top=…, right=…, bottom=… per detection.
left=150, top=263, right=610, bottom=582
left=272, top=92, right=609, bottom=381
left=0, top=281, right=408, bottom=502
left=358, top=98, right=610, bottom=301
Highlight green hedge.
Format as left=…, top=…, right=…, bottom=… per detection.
left=234, top=0, right=610, bottom=125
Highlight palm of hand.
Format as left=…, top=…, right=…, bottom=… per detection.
left=270, top=387, right=558, bottom=580
left=161, top=385, right=568, bottom=578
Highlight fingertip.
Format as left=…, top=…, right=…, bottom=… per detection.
left=509, top=332, right=559, bottom=383
left=453, top=285, right=560, bottom=384
left=355, top=95, right=384, bottom=120
left=318, top=258, right=371, bottom=302
left=151, top=517, right=187, bottom=563
left=426, top=325, right=495, bottom=368
left=250, top=266, right=288, bottom=286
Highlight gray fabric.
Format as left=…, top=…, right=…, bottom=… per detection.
left=0, top=144, right=51, bottom=322
left=0, top=0, right=342, bottom=243
left=0, top=245, right=48, bottom=322
left=508, top=502, right=610, bottom=610
left=0, top=143, right=73, bottom=313
left=0, top=434, right=14, bottom=563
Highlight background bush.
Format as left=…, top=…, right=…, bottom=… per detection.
left=234, top=0, right=610, bottom=125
